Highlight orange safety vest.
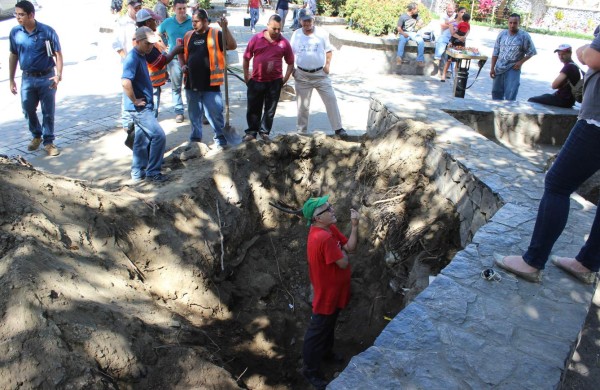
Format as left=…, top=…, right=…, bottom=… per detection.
left=183, top=27, right=225, bottom=87
left=148, top=43, right=169, bottom=87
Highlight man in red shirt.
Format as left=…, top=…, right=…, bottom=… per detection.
left=242, top=14, right=294, bottom=141
left=301, top=195, right=359, bottom=389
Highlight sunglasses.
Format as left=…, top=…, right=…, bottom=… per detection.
left=315, top=205, right=333, bottom=217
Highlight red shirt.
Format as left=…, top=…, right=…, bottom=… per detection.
left=307, top=225, right=351, bottom=315
left=243, top=32, right=294, bottom=82
left=249, top=0, right=261, bottom=8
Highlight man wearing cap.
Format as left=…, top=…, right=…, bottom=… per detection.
left=157, top=0, right=193, bottom=123
left=9, top=0, right=63, bottom=156
left=242, top=14, right=294, bottom=141
left=122, top=26, right=168, bottom=183
left=490, top=13, right=536, bottom=101
left=527, top=44, right=582, bottom=108
left=290, top=9, right=346, bottom=137
left=301, top=195, right=359, bottom=389
left=179, top=9, right=237, bottom=149
left=136, top=8, right=183, bottom=118
left=114, top=0, right=142, bottom=134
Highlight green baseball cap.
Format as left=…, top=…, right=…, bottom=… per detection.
left=302, top=195, right=330, bottom=226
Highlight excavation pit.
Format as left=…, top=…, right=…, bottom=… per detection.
left=0, top=118, right=473, bottom=388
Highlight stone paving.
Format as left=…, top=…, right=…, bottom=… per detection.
left=0, top=4, right=597, bottom=388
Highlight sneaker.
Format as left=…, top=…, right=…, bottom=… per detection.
left=44, top=144, right=60, bottom=156
left=27, top=137, right=42, bottom=151
left=243, top=134, right=256, bottom=142
left=147, top=173, right=169, bottom=183
left=175, top=114, right=184, bottom=123
left=335, top=128, right=348, bottom=138
left=259, top=132, right=270, bottom=141
left=251, top=28, right=256, bottom=33
left=396, top=57, right=403, bottom=66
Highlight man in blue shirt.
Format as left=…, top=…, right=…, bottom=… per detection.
left=122, top=27, right=168, bottom=183
left=157, top=0, right=193, bottom=123
left=9, top=0, right=63, bottom=156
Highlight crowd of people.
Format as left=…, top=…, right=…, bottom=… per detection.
left=7, top=1, right=600, bottom=388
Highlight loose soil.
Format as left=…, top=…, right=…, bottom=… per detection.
left=0, top=122, right=461, bottom=389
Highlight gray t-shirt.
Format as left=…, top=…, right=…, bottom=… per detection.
left=579, top=34, right=600, bottom=122
left=492, top=29, right=537, bottom=75
left=398, top=13, right=421, bottom=33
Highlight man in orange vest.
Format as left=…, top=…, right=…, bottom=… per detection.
left=136, top=9, right=183, bottom=118
left=180, top=9, right=237, bottom=150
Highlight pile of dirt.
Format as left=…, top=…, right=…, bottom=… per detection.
left=0, top=121, right=460, bottom=389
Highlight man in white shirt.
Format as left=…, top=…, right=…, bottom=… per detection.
left=433, top=3, right=455, bottom=75
left=290, top=8, right=346, bottom=137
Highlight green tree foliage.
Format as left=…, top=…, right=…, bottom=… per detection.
left=345, top=0, right=431, bottom=36
left=318, top=0, right=346, bottom=16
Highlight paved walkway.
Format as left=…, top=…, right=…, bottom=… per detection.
left=0, top=4, right=590, bottom=185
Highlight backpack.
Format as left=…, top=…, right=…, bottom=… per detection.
left=569, top=64, right=586, bottom=103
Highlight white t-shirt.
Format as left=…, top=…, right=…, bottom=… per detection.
left=290, top=26, right=334, bottom=70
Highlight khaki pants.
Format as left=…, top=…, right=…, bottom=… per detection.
left=294, top=68, right=342, bottom=133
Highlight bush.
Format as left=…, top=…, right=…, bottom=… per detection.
left=318, top=0, right=346, bottom=17
left=345, top=0, right=431, bottom=36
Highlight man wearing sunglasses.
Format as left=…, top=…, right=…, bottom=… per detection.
left=301, top=195, right=359, bottom=389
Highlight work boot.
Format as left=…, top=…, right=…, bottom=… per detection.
left=44, top=144, right=60, bottom=156
left=27, top=137, right=42, bottom=151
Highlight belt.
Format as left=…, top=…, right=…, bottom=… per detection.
left=298, top=66, right=323, bottom=73
left=23, top=68, right=53, bottom=77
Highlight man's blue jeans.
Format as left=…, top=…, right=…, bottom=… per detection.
left=277, top=8, right=288, bottom=29
left=397, top=32, right=425, bottom=62
left=491, top=68, right=521, bottom=101
left=249, top=8, right=260, bottom=30
left=21, top=74, right=56, bottom=145
left=128, top=108, right=166, bottom=180
left=434, top=35, right=450, bottom=60
left=523, top=120, right=600, bottom=272
left=185, top=89, right=227, bottom=146
left=167, top=60, right=184, bottom=115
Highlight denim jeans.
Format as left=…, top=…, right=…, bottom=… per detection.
left=186, top=89, right=227, bottom=146
left=128, top=108, right=166, bottom=179
left=245, top=78, right=282, bottom=136
left=492, top=68, right=521, bottom=101
left=277, top=8, right=288, bottom=29
left=434, top=35, right=450, bottom=60
left=249, top=8, right=259, bottom=30
left=397, top=32, right=425, bottom=62
left=21, top=73, right=56, bottom=145
left=528, top=93, right=574, bottom=108
left=523, top=120, right=600, bottom=272
left=167, top=60, right=184, bottom=115
left=303, top=310, right=339, bottom=377
left=153, top=86, right=162, bottom=118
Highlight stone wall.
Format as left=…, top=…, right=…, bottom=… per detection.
left=367, top=99, right=502, bottom=247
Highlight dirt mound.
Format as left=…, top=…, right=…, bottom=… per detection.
left=0, top=122, right=459, bottom=389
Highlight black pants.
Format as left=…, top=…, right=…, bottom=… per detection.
left=528, top=93, right=574, bottom=108
left=246, top=78, right=283, bottom=136
left=302, top=310, right=339, bottom=377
